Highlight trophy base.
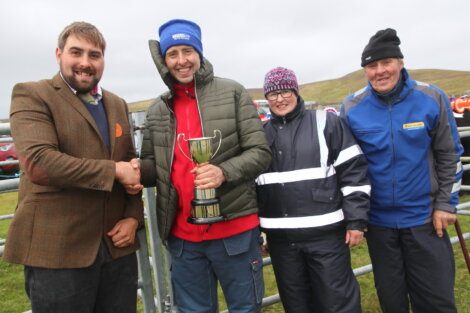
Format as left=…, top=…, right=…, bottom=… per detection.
left=189, top=198, right=223, bottom=225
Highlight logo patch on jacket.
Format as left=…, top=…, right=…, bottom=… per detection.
left=403, top=122, right=425, bottom=130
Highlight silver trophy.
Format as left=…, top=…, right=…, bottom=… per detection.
left=177, top=129, right=224, bottom=224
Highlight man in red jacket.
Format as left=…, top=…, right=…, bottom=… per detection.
left=131, top=19, right=271, bottom=313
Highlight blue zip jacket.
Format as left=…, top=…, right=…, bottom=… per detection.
left=341, top=69, right=463, bottom=228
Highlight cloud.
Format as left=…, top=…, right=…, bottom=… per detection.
left=1, top=0, right=469, bottom=118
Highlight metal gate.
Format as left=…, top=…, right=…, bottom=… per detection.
left=1, top=120, right=470, bottom=313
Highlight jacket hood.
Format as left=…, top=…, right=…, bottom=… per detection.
left=148, top=39, right=214, bottom=91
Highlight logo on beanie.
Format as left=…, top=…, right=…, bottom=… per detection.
left=172, top=33, right=190, bottom=40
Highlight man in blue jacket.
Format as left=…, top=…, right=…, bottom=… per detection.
left=341, top=28, right=463, bottom=313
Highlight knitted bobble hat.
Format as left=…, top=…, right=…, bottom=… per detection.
left=263, top=67, right=299, bottom=96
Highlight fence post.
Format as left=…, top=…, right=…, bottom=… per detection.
left=136, top=228, right=157, bottom=313
left=143, top=187, right=176, bottom=313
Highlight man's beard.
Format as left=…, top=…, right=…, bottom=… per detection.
left=63, top=72, right=100, bottom=94
left=59, top=62, right=101, bottom=93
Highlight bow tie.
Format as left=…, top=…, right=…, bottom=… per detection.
left=77, top=92, right=98, bottom=105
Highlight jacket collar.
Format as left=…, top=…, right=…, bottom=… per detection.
left=51, top=73, right=116, bottom=158
left=270, top=96, right=305, bottom=124
left=58, top=72, right=103, bottom=101
left=368, top=68, right=415, bottom=105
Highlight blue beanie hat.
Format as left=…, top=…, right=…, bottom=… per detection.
left=158, top=19, right=203, bottom=58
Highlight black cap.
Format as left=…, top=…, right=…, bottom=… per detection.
left=361, top=28, right=403, bottom=67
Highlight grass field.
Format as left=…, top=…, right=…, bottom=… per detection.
left=1, top=191, right=470, bottom=313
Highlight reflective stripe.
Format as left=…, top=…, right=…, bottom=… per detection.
left=260, top=209, right=344, bottom=229
left=341, top=185, right=371, bottom=196
left=316, top=110, right=328, bottom=167
left=452, top=180, right=461, bottom=193
left=256, top=166, right=336, bottom=186
left=334, top=144, right=362, bottom=167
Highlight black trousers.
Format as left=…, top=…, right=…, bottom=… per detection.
left=267, top=228, right=361, bottom=313
left=24, top=241, right=138, bottom=313
left=366, top=223, right=457, bottom=313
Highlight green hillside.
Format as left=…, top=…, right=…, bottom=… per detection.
left=249, top=69, right=470, bottom=105
left=128, top=98, right=155, bottom=113
left=128, top=69, right=470, bottom=111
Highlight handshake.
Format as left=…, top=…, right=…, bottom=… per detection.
left=115, top=158, right=226, bottom=195
left=115, top=158, right=144, bottom=195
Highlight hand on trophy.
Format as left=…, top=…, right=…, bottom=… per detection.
left=192, top=162, right=226, bottom=189
left=115, top=159, right=144, bottom=195
left=178, top=130, right=224, bottom=223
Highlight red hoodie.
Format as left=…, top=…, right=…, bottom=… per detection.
left=170, top=81, right=259, bottom=242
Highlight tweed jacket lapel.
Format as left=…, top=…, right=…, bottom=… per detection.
left=51, top=73, right=112, bottom=157
left=51, top=74, right=102, bottom=136
left=102, top=90, right=118, bottom=159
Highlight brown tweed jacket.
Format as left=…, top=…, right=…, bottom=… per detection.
left=3, top=73, right=144, bottom=269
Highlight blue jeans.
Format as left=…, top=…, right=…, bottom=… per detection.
left=24, top=241, right=138, bottom=313
left=168, top=228, right=264, bottom=313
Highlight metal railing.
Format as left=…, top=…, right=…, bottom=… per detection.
left=1, top=121, right=470, bottom=313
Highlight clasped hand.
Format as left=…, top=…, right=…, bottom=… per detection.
left=107, top=217, right=139, bottom=248
left=115, top=158, right=143, bottom=194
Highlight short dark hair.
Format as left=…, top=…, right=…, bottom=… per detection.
left=58, top=21, right=106, bottom=53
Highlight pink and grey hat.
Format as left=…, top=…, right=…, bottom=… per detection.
left=263, top=67, right=299, bottom=96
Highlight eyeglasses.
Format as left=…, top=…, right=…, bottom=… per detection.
left=266, top=90, right=294, bottom=101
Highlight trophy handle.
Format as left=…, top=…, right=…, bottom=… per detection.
left=210, top=129, right=222, bottom=159
left=176, top=133, right=193, bottom=162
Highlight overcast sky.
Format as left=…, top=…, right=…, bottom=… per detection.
left=1, top=0, right=469, bottom=119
